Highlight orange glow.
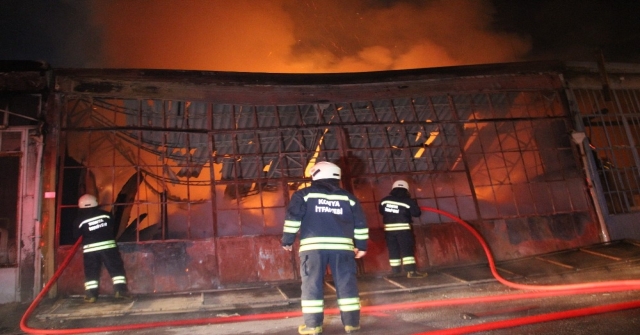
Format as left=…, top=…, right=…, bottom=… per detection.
left=93, top=0, right=531, bottom=73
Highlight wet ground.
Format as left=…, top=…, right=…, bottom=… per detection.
left=6, top=239, right=640, bottom=334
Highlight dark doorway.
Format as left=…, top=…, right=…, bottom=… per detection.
left=0, top=156, right=19, bottom=266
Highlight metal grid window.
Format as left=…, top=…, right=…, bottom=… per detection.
left=58, top=88, right=585, bottom=243
left=571, top=88, right=640, bottom=214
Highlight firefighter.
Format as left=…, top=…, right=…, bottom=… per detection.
left=73, top=194, right=131, bottom=302
left=379, top=180, right=427, bottom=278
left=282, top=161, right=369, bottom=335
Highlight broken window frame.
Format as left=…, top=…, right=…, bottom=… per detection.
left=57, top=88, right=586, bottom=243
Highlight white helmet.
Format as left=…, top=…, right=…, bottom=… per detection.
left=392, top=180, right=409, bottom=191
left=310, top=161, right=341, bottom=180
left=78, top=194, right=98, bottom=208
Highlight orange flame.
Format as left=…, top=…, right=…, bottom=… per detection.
left=94, top=0, right=531, bottom=73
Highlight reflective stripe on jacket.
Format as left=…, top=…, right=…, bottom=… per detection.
left=282, top=179, right=369, bottom=252
left=379, top=188, right=421, bottom=230
left=73, top=207, right=118, bottom=247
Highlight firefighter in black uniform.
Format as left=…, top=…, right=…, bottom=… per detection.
left=73, top=194, right=131, bottom=302
left=379, top=180, right=427, bottom=278
left=282, top=161, right=369, bottom=335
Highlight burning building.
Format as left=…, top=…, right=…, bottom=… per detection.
left=1, top=60, right=640, bottom=302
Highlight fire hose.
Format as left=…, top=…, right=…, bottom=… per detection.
left=20, top=207, right=640, bottom=334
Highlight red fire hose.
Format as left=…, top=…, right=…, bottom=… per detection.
left=20, top=207, right=640, bottom=334
left=410, top=207, right=640, bottom=335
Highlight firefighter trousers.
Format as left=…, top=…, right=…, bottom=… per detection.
left=385, top=229, right=417, bottom=272
left=83, top=246, right=127, bottom=296
left=300, top=250, right=360, bottom=328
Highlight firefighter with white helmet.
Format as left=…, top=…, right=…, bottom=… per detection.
left=282, top=161, right=369, bottom=334
left=379, top=180, right=427, bottom=278
left=73, top=194, right=131, bottom=302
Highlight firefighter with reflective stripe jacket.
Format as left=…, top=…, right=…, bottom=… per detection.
left=72, top=194, right=131, bottom=302
left=379, top=180, right=427, bottom=278
left=282, top=161, right=369, bottom=335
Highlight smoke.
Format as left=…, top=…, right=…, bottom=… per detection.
left=92, top=0, right=531, bottom=73
left=5, top=1, right=638, bottom=72
left=0, top=0, right=104, bottom=68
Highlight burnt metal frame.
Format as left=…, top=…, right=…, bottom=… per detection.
left=571, top=88, right=640, bottom=214
left=57, top=88, right=583, bottom=242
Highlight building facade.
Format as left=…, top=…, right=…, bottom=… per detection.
left=1, top=60, right=639, bottom=301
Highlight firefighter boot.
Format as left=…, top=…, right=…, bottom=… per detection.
left=83, top=295, right=97, bottom=303
left=298, top=324, right=323, bottom=334
left=389, top=266, right=403, bottom=277
left=114, top=284, right=132, bottom=300
left=84, top=289, right=98, bottom=303
left=114, top=290, right=132, bottom=300
left=345, top=325, right=361, bottom=333
left=407, top=271, right=428, bottom=278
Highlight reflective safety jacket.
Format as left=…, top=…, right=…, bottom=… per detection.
left=73, top=207, right=118, bottom=253
left=282, top=179, right=369, bottom=253
left=378, top=188, right=421, bottom=232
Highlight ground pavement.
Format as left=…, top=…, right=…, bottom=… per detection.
left=6, top=239, right=640, bottom=335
